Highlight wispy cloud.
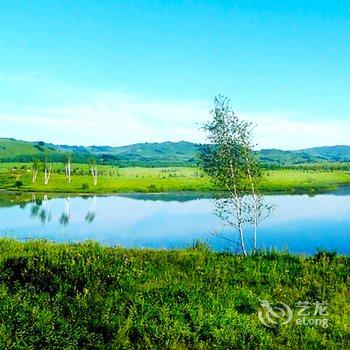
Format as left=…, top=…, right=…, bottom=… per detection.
left=244, top=112, right=350, bottom=150
left=0, top=91, right=209, bottom=146
left=0, top=72, right=349, bottom=148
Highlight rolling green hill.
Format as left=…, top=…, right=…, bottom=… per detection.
left=1, top=137, right=350, bottom=166
left=0, top=138, right=50, bottom=157
left=0, top=138, right=96, bottom=164
left=258, top=149, right=321, bottom=164
left=0, top=138, right=57, bottom=161
left=297, top=145, right=350, bottom=162
left=56, top=141, right=198, bottom=165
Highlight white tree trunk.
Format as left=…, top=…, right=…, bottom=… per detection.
left=32, top=170, right=38, bottom=183
left=229, top=160, right=248, bottom=256
left=91, top=166, right=98, bottom=186
left=44, top=165, right=52, bottom=185
left=235, top=193, right=247, bottom=257
left=66, top=161, right=71, bottom=183
left=247, top=169, right=258, bottom=253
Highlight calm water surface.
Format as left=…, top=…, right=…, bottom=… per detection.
left=0, top=189, right=349, bottom=254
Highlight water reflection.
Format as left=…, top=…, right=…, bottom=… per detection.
left=40, top=195, right=52, bottom=224
left=24, top=194, right=99, bottom=225
left=29, top=194, right=52, bottom=224
left=30, top=194, right=41, bottom=218
left=85, top=196, right=97, bottom=223
left=0, top=191, right=349, bottom=254
left=59, top=197, right=70, bottom=226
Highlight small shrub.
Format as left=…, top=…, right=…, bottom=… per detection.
left=314, top=249, right=337, bottom=262
left=147, top=184, right=157, bottom=192
left=82, top=183, right=89, bottom=190
left=15, top=181, right=23, bottom=188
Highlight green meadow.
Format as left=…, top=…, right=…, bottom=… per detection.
left=0, top=163, right=350, bottom=194
left=0, top=239, right=348, bottom=349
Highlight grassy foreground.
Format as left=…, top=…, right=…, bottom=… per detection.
left=1, top=163, right=350, bottom=193
left=0, top=239, right=348, bottom=349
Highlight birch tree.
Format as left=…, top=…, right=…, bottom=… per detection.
left=44, top=159, right=52, bottom=185
left=31, top=159, right=41, bottom=183
left=199, top=96, right=249, bottom=255
left=199, top=96, right=273, bottom=255
left=89, top=159, right=98, bottom=186
left=65, top=152, right=72, bottom=183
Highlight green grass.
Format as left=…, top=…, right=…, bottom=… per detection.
left=1, top=163, right=350, bottom=194
left=0, top=139, right=45, bottom=158
left=260, top=169, right=350, bottom=192
left=0, top=239, right=348, bottom=348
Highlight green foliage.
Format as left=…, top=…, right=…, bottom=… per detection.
left=14, top=180, right=23, bottom=188
left=199, top=96, right=248, bottom=191
left=0, top=239, right=348, bottom=348
left=82, top=183, right=90, bottom=190
left=199, top=95, right=263, bottom=192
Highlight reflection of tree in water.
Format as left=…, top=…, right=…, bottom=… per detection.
left=39, top=195, right=52, bottom=224
left=85, top=196, right=97, bottom=224
left=30, top=204, right=41, bottom=218
left=59, top=197, right=70, bottom=226
left=30, top=194, right=52, bottom=224
left=30, top=194, right=41, bottom=218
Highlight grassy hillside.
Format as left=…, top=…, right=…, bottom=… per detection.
left=0, top=239, right=348, bottom=348
left=0, top=138, right=93, bottom=164
left=108, top=141, right=198, bottom=164
left=0, top=138, right=199, bottom=166
left=258, top=149, right=324, bottom=165
left=1, top=137, right=350, bottom=167
left=85, top=141, right=198, bottom=165
left=298, top=146, right=350, bottom=162
left=0, top=138, right=55, bottom=159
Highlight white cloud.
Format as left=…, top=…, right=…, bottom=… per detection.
left=0, top=93, right=210, bottom=146
left=243, top=112, right=350, bottom=150
left=0, top=73, right=349, bottom=149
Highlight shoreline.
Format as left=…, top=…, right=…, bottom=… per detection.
left=1, top=184, right=350, bottom=197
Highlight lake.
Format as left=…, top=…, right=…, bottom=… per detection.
left=0, top=189, right=349, bottom=254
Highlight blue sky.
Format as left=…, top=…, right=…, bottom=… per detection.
left=0, top=1, right=349, bottom=148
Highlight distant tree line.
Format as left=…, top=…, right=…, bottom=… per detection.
left=0, top=154, right=198, bottom=168
left=261, top=163, right=350, bottom=171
